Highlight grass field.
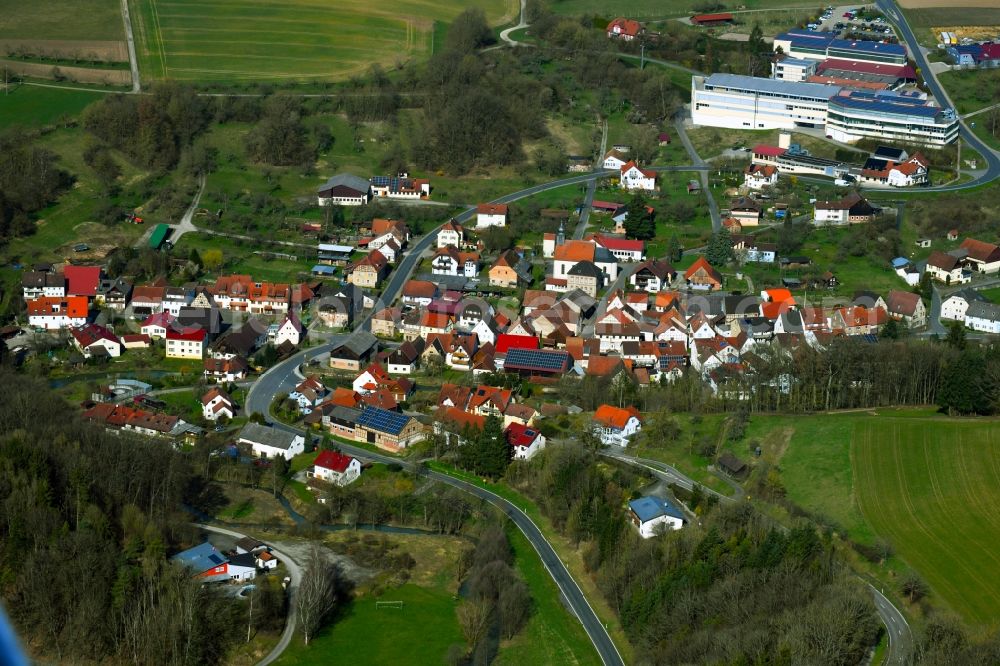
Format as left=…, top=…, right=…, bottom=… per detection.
left=131, top=0, right=516, bottom=83
left=276, top=583, right=465, bottom=665
left=0, top=0, right=124, bottom=41
left=853, top=418, right=1000, bottom=626
left=899, top=7, right=1000, bottom=46
left=938, top=69, right=1000, bottom=115
left=0, top=85, right=104, bottom=129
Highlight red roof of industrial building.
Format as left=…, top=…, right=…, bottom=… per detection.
left=691, top=12, right=734, bottom=23
left=817, top=58, right=916, bottom=80
left=595, top=234, right=645, bottom=252
left=752, top=144, right=787, bottom=157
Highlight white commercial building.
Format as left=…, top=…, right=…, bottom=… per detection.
left=691, top=74, right=841, bottom=131
left=826, top=91, right=959, bottom=148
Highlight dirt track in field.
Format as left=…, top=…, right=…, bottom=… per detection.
left=0, top=59, right=130, bottom=85
left=0, top=39, right=127, bottom=62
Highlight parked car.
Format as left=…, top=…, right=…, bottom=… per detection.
left=73, top=243, right=89, bottom=252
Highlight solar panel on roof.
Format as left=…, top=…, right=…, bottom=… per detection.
left=504, top=348, right=570, bottom=371
left=357, top=406, right=409, bottom=435
left=371, top=176, right=391, bottom=186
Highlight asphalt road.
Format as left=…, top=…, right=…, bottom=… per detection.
left=673, top=113, right=722, bottom=231
left=877, top=0, right=1000, bottom=188
left=195, top=523, right=303, bottom=666
left=260, top=420, right=626, bottom=666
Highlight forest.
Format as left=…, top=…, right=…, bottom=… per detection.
left=0, top=370, right=288, bottom=664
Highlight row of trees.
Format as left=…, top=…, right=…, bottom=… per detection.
left=0, top=130, right=69, bottom=243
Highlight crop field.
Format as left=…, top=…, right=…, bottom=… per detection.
left=131, top=0, right=516, bottom=83
left=853, top=418, right=1000, bottom=626
left=0, top=0, right=124, bottom=42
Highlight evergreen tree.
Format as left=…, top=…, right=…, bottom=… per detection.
left=705, top=228, right=734, bottom=266
left=478, top=415, right=510, bottom=479
left=667, top=234, right=681, bottom=262
left=623, top=193, right=655, bottom=240
left=945, top=320, right=967, bottom=350
left=938, top=348, right=990, bottom=414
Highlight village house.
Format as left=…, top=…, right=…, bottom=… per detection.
left=619, top=161, right=656, bottom=191
left=204, top=356, right=249, bottom=382
left=630, top=259, right=676, bottom=292
left=940, top=288, right=986, bottom=323
left=476, top=203, right=509, bottom=228
left=96, top=277, right=132, bottom=311
left=329, top=332, right=378, bottom=372
left=960, top=238, right=1000, bottom=274
left=140, top=312, right=174, bottom=339
left=273, top=313, right=303, bottom=347
left=172, top=542, right=256, bottom=583
left=606, top=16, right=642, bottom=41
left=860, top=152, right=929, bottom=187
left=744, top=163, right=778, bottom=190
left=566, top=261, right=605, bottom=297
left=121, top=334, right=151, bottom=350
left=238, top=423, right=306, bottom=460
left=489, top=249, right=533, bottom=288
left=27, top=296, right=88, bottom=330
left=432, top=246, right=480, bottom=277
left=346, top=250, right=389, bottom=288
left=289, top=375, right=328, bottom=413
left=684, top=257, right=723, bottom=291
left=312, top=450, right=362, bottom=487
left=592, top=404, right=642, bottom=446
left=813, top=191, right=879, bottom=225
left=505, top=422, right=546, bottom=461
left=553, top=240, right=619, bottom=281
left=602, top=149, right=629, bottom=170
left=166, top=328, right=208, bottom=359
left=201, top=387, right=235, bottom=421
left=386, top=339, right=424, bottom=374
left=71, top=323, right=122, bottom=358
left=370, top=172, right=430, bottom=200
left=964, top=301, right=1000, bottom=334
left=22, top=270, right=65, bottom=300
left=353, top=362, right=412, bottom=402
left=925, top=251, right=971, bottom=284
left=594, top=234, right=646, bottom=262
left=317, top=173, right=372, bottom=206
left=162, top=286, right=194, bottom=316
left=729, top=197, right=763, bottom=227
left=402, top=279, right=437, bottom=306
left=371, top=307, right=400, bottom=337
left=885, top=290, right=927, bottom=328
left=437, top=219, right=465, bottom=249
left=628, top=496, right=685, bottom=538
left=354, top=406, right=425, bottom=451
left=63, top=265, right=102, bottom=301
left=211, top=319, right=268, bottom=360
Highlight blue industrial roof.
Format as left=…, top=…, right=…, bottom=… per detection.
left=629, top=496, right=685, bottom=523
left=778, top=29, right=836, bottom=47
left=356, top=406, right=410, bottom=435
left=704, top=73, right=841, bottom=100
left=828, top=38, right=906, bottom=56
left=172, top=542, right=227, bottom=574
left=311, top=265, right=336, bottom=275
left=829, top=92, right=945, bottom=118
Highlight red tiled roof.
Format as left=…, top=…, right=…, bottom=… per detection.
left=71, top=323, right=118, bottom=348
left=477, top=203, right=508, bottom=216
left=593, top=404, right=641, bottom=428
left=692, top=12, right=733, bottom=23
left=403, top=280, right=437, bottom=298
left=440, top=406, right=485, bottom=431
left=752, top=144, right=787, bottom=157
left=684, top=257, right=722, bottom=284
left=960, top=238, right=1000, bottom=263
left=27, top=296, right=88, bottom=318
left=553, top=240, right=596, bottom=263
left=607, top=17, right=642, bottom=37
left=166, top=328, right=207, bottom=342
left=315, top=450, right=355, bottom=473
left=505, top=422, right=541, bottom=449
left=596, top=234, right=644, bottom=252
left=63, top=265, right=101, bottom=297
left=132, top=285, right=166, bottom=302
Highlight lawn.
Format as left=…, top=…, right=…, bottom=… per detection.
left=0, top=85, right=104, bottom=129
left=0, top=0, right=124, bottom=41
left=937, top=68, right=1000, bottom=115
left=686, top=126, right=860, bottom=161
left=853, top=417, right=1000, bottom=627
left=978, top=286, right=1000, bottom=303
left=496, top=527, right=601, bottom=666
left=131, top=0, right=517, bottom=84
left=173, top=232, right=316, bottom=284
left=276, top=583, right=465, bottom=665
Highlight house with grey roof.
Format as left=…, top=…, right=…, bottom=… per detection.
left=237, top=423, right=306, bottom=460
left=940, top=288, right=987, bottom=323
left=964, top=301, right=1000, bottom=334
left=329, top=331, right=378, bottom=372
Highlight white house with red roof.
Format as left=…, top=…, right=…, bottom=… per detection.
left=619, top=161, right=656, bottom=191
left=593, top=234, right=646, bottom=262
left=201, top=387, right=235, bottom=421
left=606, top=17, right=642, bottom=41
left=744, top=163, right=778, bottom=190
left=592, top=404, right=642, bottom=446
left=27, top=296, right=89, bottom=330
left=505, top=422, right=546, bottom=461
left=141, top=312, right=175, bottom=339
left=71, top=323, right=122, bottom=358
left=476, top=203, right=508, bottom=229
left=166, top=328, right=207, bottom=359
left=437, top=220, right=465, bottom=249
left=312, top=450, right=362, bottom=487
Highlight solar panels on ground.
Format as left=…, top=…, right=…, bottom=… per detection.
left=357, top=406, right=409, bottom=435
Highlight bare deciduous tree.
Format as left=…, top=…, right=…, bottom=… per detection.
left=296, top=546, right=342, bottom=645
left=457, top=598, right=492, bottom=654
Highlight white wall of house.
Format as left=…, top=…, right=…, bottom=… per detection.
left=594, top=417, right=641, bottom=446
left=513, top=434, right=546, bottom=461
left=966, top=314, right=1000, bottom=334
left=244, top=436, right=305, bottom=461
left=314, top=458, right=362, bottom=486
left=635, top=513, right=684, bottom=539
left=941, top=295, right=973, bottom=321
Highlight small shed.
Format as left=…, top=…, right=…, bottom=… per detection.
left=687, top=180, right=701, bottom=193
left=717, top=452, right=748, bottom=479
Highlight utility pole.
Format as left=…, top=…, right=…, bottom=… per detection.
left=246, top=587, right=254, bottom=643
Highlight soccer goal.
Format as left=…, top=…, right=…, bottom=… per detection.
left=376, top=600, right=404, bottom=610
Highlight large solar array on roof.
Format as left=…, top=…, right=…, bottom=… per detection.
left=504, top=348, right=570, bottom=371
left=357, top=406, right=409, bottom=435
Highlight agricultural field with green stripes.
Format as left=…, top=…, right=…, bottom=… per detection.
left=130, top=0, right=517, bottom=83
left=853, top=418, right=1000, bottom=627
